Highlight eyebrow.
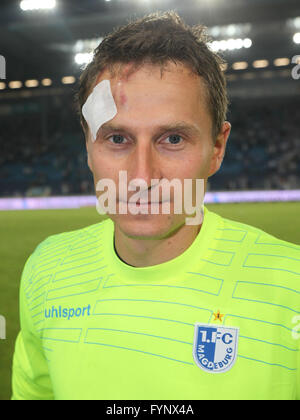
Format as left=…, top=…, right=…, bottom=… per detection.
left=98, top=121, right=201, bottom=139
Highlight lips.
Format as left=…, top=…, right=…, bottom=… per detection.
left=130, top=200, right=162, bottom=205
left=118, top=199, right=167, bottom=205
left=136, top=201, right=161, bottom=205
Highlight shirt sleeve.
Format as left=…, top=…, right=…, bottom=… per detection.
left=11, top=252, right=54, bottom=400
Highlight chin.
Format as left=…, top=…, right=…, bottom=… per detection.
left=112, top=213, right=181, bottom=240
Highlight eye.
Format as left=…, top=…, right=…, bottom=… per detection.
left=108, top=134, right=127, bottom=145
left=164, top=134, right=183, bottom=145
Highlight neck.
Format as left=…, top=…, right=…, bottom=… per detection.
left=114, top=222, right=202, bottom=268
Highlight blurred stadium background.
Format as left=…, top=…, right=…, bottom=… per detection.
left=0, top=0, right=300, bottom=400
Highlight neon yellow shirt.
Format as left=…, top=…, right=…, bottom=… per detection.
left=12, top=207, right=300, bottom=400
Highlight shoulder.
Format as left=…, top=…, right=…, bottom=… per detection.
left=218, top=213, right=300, bottom=257
left=35, top=217, right=110, bottom=257
left=21, top=218, right=111, bottom=287
left=210, top=210, right=300, bottom=299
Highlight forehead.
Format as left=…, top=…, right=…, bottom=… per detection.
left=94, top=61, right=208, bottom=104
left=84, top=62, right=214, bottom=142
left=88, top=62, right=213, bottom=137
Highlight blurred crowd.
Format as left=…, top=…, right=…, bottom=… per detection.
left=217, top=97, right=300, bottom=191
left=0, top=94, right=93, bottom=198
left=0, top=93, right=299, bottom=198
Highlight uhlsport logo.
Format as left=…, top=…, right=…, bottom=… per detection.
left=193, top=323, right=239, bottom=374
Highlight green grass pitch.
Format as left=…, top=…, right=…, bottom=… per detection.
left=0, top=202, right=299, bottom=400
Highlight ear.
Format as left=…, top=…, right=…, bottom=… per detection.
left=208, top=121, right=231, bottom=178
left=85, top=134, right=93, bottom=173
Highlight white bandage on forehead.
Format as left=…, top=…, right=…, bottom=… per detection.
left=82, top=79, right=118, bottom=142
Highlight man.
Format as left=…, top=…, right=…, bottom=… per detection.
left=12, top=11, right=300, bottom=400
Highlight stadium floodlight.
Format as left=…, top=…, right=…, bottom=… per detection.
left=274, top=58, right=290, bottom=67
left=41, top=78, right=52, bottom=86
left=218, top=40, right=228, bottom=51
left=243, top=38, right=252, bottom=48
left=62, top=76, right=76, bottom=85
left=293, top=33, right=300, bottom=44
left=25, top=79, right=39, bottom=88
left=232, top=61, right=248, bottom=70
left=209, top=41, right=220, bottom=52
left=210, top=26, right=221, bottom=37
left=208, top=23, right=252, bottom=39
left=294, top=18, right=300, bottom=29
left=75, top=53, right=93, bottom=66
left=287, top=17, right=300, bottom=29
left=226, top=25, right=237, bottom=37
left=226, top=39, right=236, bottom=50
left=73, top=38, right=102, bottom=67
left=227, top=38, right=244, bottom=50
left=9, top=81, right=23, bottom=89
left=234, top=39, right=244, bottom=49
left=253, top=60, right=269, bottom=69
left=208, top=38, right=252, bottom=52
left=20, top=0, right=56, bottom=11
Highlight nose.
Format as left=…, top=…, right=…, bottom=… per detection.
left=128, top=140, right=161, bottom=191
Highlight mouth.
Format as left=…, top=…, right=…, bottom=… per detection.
left=120, top=201, right=162, bottom=205
left=118, top=199, right=168, bottom=205
left=136, top=201, right=161, bottom=206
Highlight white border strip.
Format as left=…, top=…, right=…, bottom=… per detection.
left=0, top=190, right=300, bottom=211
left=205, top=190, right=300, bottom=204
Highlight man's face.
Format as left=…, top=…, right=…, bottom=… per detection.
left=85, top=61, right=230, bottom=239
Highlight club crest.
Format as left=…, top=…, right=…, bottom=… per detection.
left=193, top=323, right=239, bottom=374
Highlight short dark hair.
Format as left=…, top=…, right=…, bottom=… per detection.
left=77, top=11, right=228, bottom=141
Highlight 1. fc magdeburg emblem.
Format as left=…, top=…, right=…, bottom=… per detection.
left=193, top=323, right=239, bottom=374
